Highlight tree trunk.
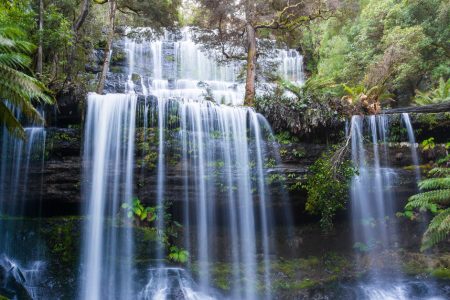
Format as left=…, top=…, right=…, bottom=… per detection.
left=96, top=0, right=116, bottom=94
left=65, top=0, right=91, bottom=84
left=73, top=0, right=91, bottom=32
left=66, top=0, right=91, bottom=82
left=244, top=23, right=257, bottom=106
left=36, top=0, right=44, bottom=76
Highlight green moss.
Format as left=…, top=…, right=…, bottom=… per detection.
left=430, top=267, right=450, bottom=279
left=131, top=73, right=140, bottom=81
left=43, top=218, right=80, bottom=264
left=298, top=256, right=320, bottom=269
left=141, top=151, right=158, bottom=169
left=111, top=50, right=126, bottom=63
left=402, top=260, right=427, bottom=276
left=273, top=278, right=319, bottom=290
left=297, top=278, right=318, bottom=289
left=109, top=65, right=123, bottom=73
left=165, top=55, right=175, bottom=62
left=0, top=295, right=10, bottom=300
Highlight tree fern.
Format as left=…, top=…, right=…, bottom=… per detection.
left=418, top=178, right=450, bottom=191
left=414, top=77, right=450, bottom=106
left=405, top=155, right=450, bottom=250
left=421, top=208, right=450, bottom=251
left=429, top=167, right=450, bottom=177
left=0, top=25, right=54, bottom=138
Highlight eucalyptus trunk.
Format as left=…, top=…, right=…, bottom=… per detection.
left=36, top=0, right=44, bottom=76
left=66, top=0, right=91, bottom=82
left=96, top=0, right=116, bottom=94
left=244, top=23, right=257, bottom=106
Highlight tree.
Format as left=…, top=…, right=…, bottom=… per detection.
left=36, top=0, right=43, bottom=76
left=0, top=26, right=54, bottom=137
left=193, top=0, right=334, bottom=106
left=96, top=0, right=116, bottom=94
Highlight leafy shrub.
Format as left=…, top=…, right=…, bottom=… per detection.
left=168, top=246, right=189, bottom=263
left=304, top=148, right=355, bottom=231
left=255, top=81, right=344, bottom=135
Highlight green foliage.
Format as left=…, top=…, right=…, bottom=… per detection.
left=430, top=267, right=450, bottom=279
left=0, top=25, right=54, bottom=138
left=414, top=78, right=450, bottom=106
left=121, top=197, right=189, bottom=264
left=403, top=154, right=450, bottom=251
left=168, top=246, right=189, bottom=263
left=304, top=148, right=355, bottom=231
left=121, top=198, right=157, bottom=223
left=421, top=137, right=436, bottom=151
left=297, top=0, right=450, bottom=105
left=274, top=131, right=298, bottom=145
left=255, top=80, right=342, bottom=135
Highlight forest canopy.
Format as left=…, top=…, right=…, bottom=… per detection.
left=0, top=0, right=449, bottom=134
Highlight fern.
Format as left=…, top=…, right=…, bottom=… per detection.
left=0, top=25, right=54, bottom=138
left=419, top=178, right=450, bottom=191
left=406, top=157, right=450, bottom=250
left=414, top=77, right=450, bottom=106
left=406, top=189, right=450, bottom=209
left=429, top=167, right=450, bottom=177
left=421, top=208, right=450, bottom=251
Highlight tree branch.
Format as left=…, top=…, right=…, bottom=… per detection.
left=218, top=16, right=247, bottom=60
left=73, top=0, right=90, bottom=32
left=255, top=2, right=331, bottom=31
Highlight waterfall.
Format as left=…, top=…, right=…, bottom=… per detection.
left=80, top=94, right=137, bottom=300
left=278, top=49, right=305, bottom=84
left=0, top=109, right=47, bottom=299
left=401, top=113, right=421, bottom=182
left=349, top=114, right=434, bottom=299
left=350, top=115, right=398, bottom=254
left=79, top=27, right=299, bottom=299
left=123, top=28, right=305, bottom=105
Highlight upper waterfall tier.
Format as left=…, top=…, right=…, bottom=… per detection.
left=105, top=27, right=304, bottom=105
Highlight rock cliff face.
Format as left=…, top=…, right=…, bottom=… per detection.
left=17, top=119, right=445, bottom=224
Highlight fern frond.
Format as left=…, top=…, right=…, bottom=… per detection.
left=0, top=53, right=31, bottom=69
left=419, top=178, right=450, bottom=191
left=429, top=168, right=450, bottom=177
left=421, top=208, right=450, bottom=251
left=406, top=189, right=450, bottom=209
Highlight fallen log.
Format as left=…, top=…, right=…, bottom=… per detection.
left=382, top=102, right=450, bottom=114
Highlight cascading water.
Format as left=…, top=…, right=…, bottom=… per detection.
left=0, top=109, right=47, bottom=299
left=80, top=94, right=137, bottom=300
left=349, top=115, right=444, bottom=300
left=402, top=113, right=421, bottom=182
left=79, top=27, right=299, bottom=299
left=278, top=49, right=305, bottom=84
left=350, top=115, right=398, bottom=256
